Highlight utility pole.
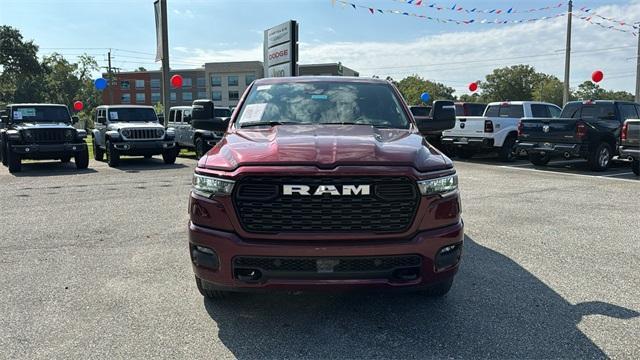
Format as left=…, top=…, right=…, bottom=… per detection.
left=563, top=0, right=573, bottom=105
left=107, top=49, right=114, bottom=105
left=159, top=0, right=170, bottom=128
left=635, top=32, right=640, bottom=103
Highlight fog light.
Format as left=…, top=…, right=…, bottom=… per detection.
left=72, top=146, right=77, bottom=151
left=25, top=147, right=30, bottom=152
left=191, top=245, right=219, bottom=270
left=436, top=243, right=462, bottom=270
left=124, top=144, right=130, bottom=150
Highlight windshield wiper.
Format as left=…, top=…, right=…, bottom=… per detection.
left=240, top=121, right=300, bottom=128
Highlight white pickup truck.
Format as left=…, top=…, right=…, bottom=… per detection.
left=441, top=101, right=561, bottom=161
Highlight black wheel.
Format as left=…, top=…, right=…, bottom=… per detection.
left=106, top=140, right=120, bottom=167
left=417, top=278, right=454, bottom=297
left=162, top=148, right=177, bottom=164
left=587, top=142, right=612, bottom=171
left=632, top=159, right=639, bottom=176
left=1, top=139, right=7, bottom=166
left=60, top=156, right=71, bottom=163
left=75, top=146, right=89, bottom=170
left=529, top=153, right=551, bottom=166
left=144, top=155, right=153, bottom=159
left=93, top=138, right=104, bottom=161
left=196, top=277, right=228, bottom=300
left=498, top=136, right=517, bottom=162
left=195, top=137, right=206, bottom=158
left=7, top=145, right=21, bottom=173
left=456, top=148, right=475, bottom=159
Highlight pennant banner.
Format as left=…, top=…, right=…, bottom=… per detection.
left=574, top=14, right=638, bottom=36
left=392, top=0, right=566, bottom=14
left=334, top=0, right=565, bottom=25
left=575, top=9, right=640, bottom=29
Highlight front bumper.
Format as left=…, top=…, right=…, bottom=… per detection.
left=189, top=220, right=464, bottom=292
left=112, top=140, right=175, bottom=155
left=619, top=146, right=640, bottom=159
left=10, top=142, right=86, bottom=155
left=441, top=136, right=494, bottom=149
left=516, top=142, right=586, bottom=158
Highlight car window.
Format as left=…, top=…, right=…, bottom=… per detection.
left=236, top=81, right=410, bottom=129
left=169, top=110, right=176, bottom=123
left=176, top=110, right=183, bottom=123
left=548, top=106, right=561, bottom=118
left=531, top=104, right=550, bottom=118
left=455, top=104, right=464, bottom=116
left=184, top=109, right=192, bottom=123
left=579, top=103, right=616, bottom=121
left=619, top=104, right=638, bottom=121
left=214, top=108, right=232, bottom=118
left=484, top=104, right=524, bottom=118
left=468, top=104, right=486, bottom=116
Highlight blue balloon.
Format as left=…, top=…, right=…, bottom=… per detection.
left=94, top=78, right=108, bottom=91
left=420, top=92, right=430, bottom=103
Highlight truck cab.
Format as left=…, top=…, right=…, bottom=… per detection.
left=0, top=103, right=89, bottom=173
left=91, top=105, right=177, bottom=167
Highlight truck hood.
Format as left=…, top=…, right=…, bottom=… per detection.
left=200, top=125, right=451, bottom=172
left=108, top=122, right=163, bottom=131
left=14, top=122, right=74, bottom=130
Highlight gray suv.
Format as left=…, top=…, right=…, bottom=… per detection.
left=92, top=105, right=176, bottom=167
left=168, top=104, right=229, bottom=158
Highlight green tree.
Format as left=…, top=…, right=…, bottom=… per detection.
left=573, top=81, right=634, bottom=101
left=395, top=74, right=455, bottom=105
left=532, top=75, right=564, bottom=106
left=480, top=65, right=542, bottom=102
left=0, top=25, right=44, bottom=104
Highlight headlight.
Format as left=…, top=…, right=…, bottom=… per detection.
left=417, top=174, right=458, bottom=196
left=156, top=129, right=164, bottom=137
left=22, top=130, right=34, bottom=141
left=121, top=129, right=131, bottom=138
left=192, top=173, right=235, bottom=198
left=64, top=129, right=75, bottom=141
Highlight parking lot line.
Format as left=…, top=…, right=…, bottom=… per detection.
left=498, top=165, right=640, bottom=183
left=600, top=172, right=634, bottom=177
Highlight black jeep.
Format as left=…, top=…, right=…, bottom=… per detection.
left=0, top=104, right=89, bottom=173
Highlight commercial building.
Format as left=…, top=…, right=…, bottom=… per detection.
left=102, top=61, right=358, bottom=109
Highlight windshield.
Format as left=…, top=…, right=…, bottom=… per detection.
left=214, top=108, right=232, bottom=118
left=11, top=106, right=70, bottom=122
left=236, top=81, right=410, bottom=129
left=108, top=108, right=158, bottom=122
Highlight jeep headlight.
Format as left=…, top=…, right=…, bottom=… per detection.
left=165, top=127, right=175, bottom=139
left=64, top=129, right=75, bottom=141
left=156, top=129, right=164, bottom=137
left=22, top=130, right=34, bottom=142
left=417, top=174, right=458, bottom=196
left=121, top=129, right=131, bottom=138
left=192, top=173, right=235, bottom=198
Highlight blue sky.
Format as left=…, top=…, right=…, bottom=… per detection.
left=1, top=0, right=638, bottom=94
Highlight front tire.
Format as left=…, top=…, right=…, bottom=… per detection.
left=106, top=140, right=120, bottom=167
left=498, top=136, right=517, bottom=162
left=7, top=145, right=21, bottom=173
left=529, top=153, right=551, bottom=166
left=93, top=138, right=104, bottom=161
left=1, top=140, right=7, bottom=166
left=587, top=142, right=612, bottom=171
left=75, top=146, right=89, bottom=170
left=632, top=159, right=639, bottom=176
left=162, top=148, right=177, bottom=164
left=196, top=277, right=229, bottom=300
left=195, top=137, right=206, bottom=159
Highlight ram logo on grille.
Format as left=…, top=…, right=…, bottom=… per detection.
left=283, top=184, right=370, bottom=196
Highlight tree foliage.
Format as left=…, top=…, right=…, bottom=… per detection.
left=573, top=81, right=634, bottom=101
left=394, top=74, right=455, bottom=105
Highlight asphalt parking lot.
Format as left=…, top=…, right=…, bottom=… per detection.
left=1, top=155, right=638, bottom=359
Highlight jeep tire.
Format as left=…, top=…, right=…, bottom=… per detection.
left=162, top=147, right=177, bottom=164
left=75, top=145, right=89, bottom=170
left=529, top=153, right=551, bottom=166
left=0, top=140, right=6, bottom=166
left=587, top=142, right=612, bottom=172
left=7, top=145, right=21, bottom=173
left=106, top=140, right=120, bottom=167
left=93, top=137, right=104, bottom=161
left=195, top=137, right=206, bottom=159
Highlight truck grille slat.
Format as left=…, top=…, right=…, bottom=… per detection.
left=233, top=177, right=419, bottom=233
left=31, top=129, right=66, bottom=143
left=124, top=128, right=163, bottom=140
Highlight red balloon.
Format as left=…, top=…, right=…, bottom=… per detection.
left=170, top=74, right=183, bottom=88
left=592, top=70, right=604, bottom=83
left=469, top=82, right=478, bottom=92
left=73, top=101, right=83, bottom=111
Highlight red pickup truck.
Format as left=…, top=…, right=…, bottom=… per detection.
left=188, top=77, right=463, bottom=299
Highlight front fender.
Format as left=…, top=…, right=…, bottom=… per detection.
left=105, top=130, right=121, bottom=141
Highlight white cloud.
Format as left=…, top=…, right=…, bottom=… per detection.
left=173, top=9, right=195, bottom=19
left=171, top=1, right=640, bottom=96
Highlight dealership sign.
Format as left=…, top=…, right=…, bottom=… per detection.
left=264, top=20, right=298, bottom=78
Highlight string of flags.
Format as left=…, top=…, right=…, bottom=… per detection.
left=574, top=9, right=640, bottom=28
left=574, top=14, right=638, bottom=36
left=391, top=0, right=565, bottom=14
left=333, top=0, right=566, bottom=25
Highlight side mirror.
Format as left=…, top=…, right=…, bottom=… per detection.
left=72, top=115, right=80, bottom=124
left=416, top=100, right=456, bottom=133
left=97, top=116, right=106, bottom=124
